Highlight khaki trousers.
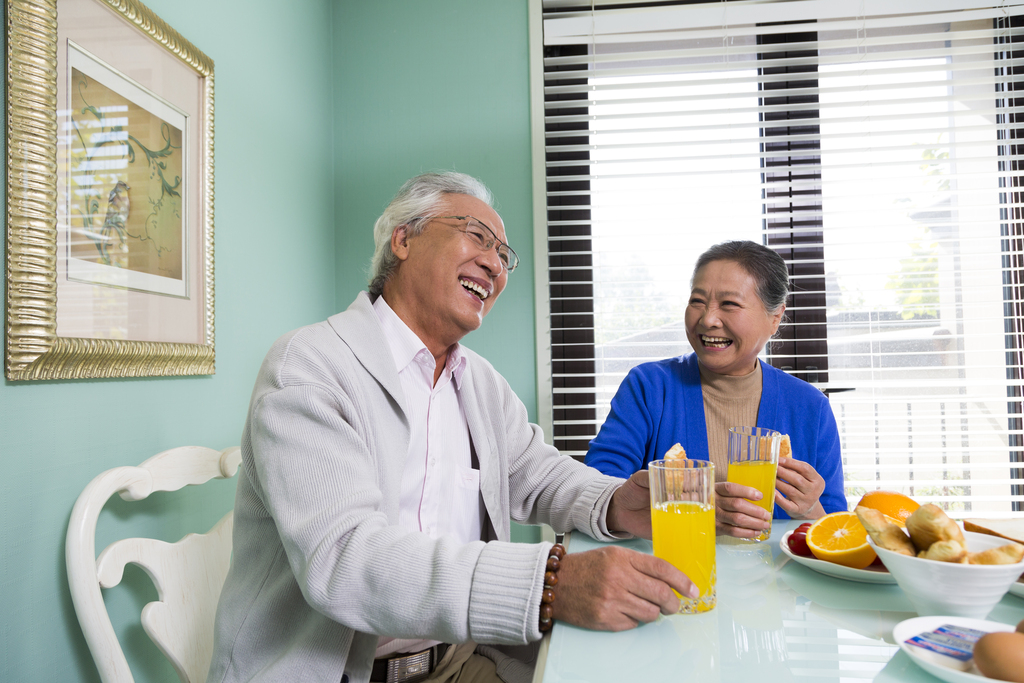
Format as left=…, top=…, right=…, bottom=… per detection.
left=424, top=642, right=504, bottom=683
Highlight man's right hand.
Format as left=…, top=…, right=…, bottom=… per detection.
left=549, top=545, right=696, bottom=631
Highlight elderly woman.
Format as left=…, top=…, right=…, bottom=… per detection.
left=585, top=240, right=846, bottom=538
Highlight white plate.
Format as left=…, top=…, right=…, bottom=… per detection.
left=893, top=615, right=1015, bottom=683
left=1010, top=577, right=1024, bottom=599
left=779, top=529, right=897, bottom=584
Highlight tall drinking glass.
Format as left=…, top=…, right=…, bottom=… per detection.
left=726, top=427, right=782, bottom=542
left=649, top=458, right=716, bottom=613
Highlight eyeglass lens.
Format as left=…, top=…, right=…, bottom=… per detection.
left=464, top=220, right=512, bottom=269
left=452, top=217, right=516, bottom=272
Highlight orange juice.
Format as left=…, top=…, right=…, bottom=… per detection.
left=727, top=460, right=777, bottom=542
left=651, top=500, right=717, bottom=613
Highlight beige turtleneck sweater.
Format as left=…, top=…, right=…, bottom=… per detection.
left=699, top=361, right=762, bottom=482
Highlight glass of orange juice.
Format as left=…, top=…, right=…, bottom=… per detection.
left=649, top=458, right=716, bottom=613
left=727, top=426, right=782, bottom=542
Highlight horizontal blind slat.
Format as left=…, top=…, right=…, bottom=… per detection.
left=542, top=0, right=1024, bottom=511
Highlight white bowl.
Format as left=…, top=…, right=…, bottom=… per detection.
left=868, top=530, right=1024, bottom=619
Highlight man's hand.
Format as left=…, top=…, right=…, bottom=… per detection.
left=606, top=470, right=652, bottom=538
left=774, top=456, right=826, bottom=520
left=550, top=545, right=696, bottom=631
left=714, top=481, right=771, bottom=539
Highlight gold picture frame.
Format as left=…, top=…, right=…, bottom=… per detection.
left=5, top=0, right=214, bottom=380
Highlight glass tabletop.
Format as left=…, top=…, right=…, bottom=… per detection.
left=534, top=519, right=1024, bottom=683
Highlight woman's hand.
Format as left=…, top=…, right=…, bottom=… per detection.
left=714, top=481, right=771, bottom=539
left=774, top=456, right=826, bottom=520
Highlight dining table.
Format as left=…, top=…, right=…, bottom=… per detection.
left=531, top=518, right=1024, bottom=682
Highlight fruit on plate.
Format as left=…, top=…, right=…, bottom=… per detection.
left=787, top=522, right=813, bottom=557
left=854, top=490, right=920, bottom=526
left=806, top=511, right=877, bottom=569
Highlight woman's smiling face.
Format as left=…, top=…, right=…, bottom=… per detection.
left=685, top=259, right=784, bottom=376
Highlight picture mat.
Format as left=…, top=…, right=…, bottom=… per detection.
left=55, top=0, right=206, bottom=344
left=66, top=43, right=188, bottom=298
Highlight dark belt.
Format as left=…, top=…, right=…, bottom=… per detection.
left=369, top=643, right=450, bottom=683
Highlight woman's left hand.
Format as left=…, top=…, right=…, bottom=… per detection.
left=774, top=457, right=826, bottom=520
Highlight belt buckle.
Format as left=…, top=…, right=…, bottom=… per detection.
left=385, top=647, right=433, bottom=683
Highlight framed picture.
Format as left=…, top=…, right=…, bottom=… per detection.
left=5, top=0, right=215, bottom=380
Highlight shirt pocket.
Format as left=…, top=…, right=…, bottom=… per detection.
left=449, top=465, right=484, bottom=542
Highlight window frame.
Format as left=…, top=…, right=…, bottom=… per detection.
left=529, top=0, right=1024, bottom=518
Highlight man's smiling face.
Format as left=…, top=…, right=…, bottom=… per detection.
left=385, top=193, right=509, bottom=355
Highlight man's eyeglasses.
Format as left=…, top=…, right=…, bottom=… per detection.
left=420, top=215, right=519, bottom=273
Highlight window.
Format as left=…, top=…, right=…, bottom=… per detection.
left=532, top=0, right=1024, bottom=515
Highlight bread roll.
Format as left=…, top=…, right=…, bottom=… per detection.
left=855, top=506, right=915, bottom=556
left=664, top=443, right=687, bottom=460
left=917, top=539, right=967, bottom=563
left=905, top=503, right=965, bottom=553
left=967, top=542, right=1024, bottom=565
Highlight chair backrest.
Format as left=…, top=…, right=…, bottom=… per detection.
left=66, top=446, right=242, bottom=683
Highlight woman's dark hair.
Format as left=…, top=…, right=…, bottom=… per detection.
left=692, top=240, right=790, bottom=313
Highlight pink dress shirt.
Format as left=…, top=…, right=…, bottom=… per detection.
left=372, top=296, right=484, bottom=658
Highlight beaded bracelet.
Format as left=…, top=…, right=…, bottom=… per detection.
left=539, top=543, right=566, bottom=632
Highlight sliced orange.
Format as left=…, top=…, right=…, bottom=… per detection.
left=806, top=511, right=877, bottom=569
left=855, top=490, right=920, bottom=527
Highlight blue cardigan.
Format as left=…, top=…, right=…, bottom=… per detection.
left=585, top=353, right=847, bottom=517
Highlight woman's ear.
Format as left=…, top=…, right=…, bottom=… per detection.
left=391, top=224, right=411, bottom=261
left=771, top=304, right=786, bottom=334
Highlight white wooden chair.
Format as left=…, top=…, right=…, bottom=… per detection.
left=66, top=446, right=242, bottom=683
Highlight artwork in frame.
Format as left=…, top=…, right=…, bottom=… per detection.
left=5, top=0, right=215, bottom=380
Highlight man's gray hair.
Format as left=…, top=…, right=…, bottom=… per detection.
left=367, top=171, right=494, bottom=297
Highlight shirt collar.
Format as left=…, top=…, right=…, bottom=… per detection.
left=371, top=295, right=467, bottom=388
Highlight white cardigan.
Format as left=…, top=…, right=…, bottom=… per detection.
left=208, top=292, right=625, bottom=683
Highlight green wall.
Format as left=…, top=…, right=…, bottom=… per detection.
left=332, top=1, right=537, bottom=415
left=1, top=0, right=337, bottom=680
left=1, top=1, right=536, bottom=681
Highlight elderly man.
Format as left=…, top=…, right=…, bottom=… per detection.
left=208, top=172, right=694, bottom=683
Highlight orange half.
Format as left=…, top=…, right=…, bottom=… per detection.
left=806, top=511, right=876, bottom=569
left=855, top=490, right=920, bottom=526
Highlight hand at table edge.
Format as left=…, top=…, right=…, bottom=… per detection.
left=550, top=545, right=696, bottom=631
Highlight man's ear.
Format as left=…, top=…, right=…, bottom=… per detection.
left=391, top=224, right=411, bottom=261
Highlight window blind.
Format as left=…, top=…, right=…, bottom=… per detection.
left=532, top=0, right=1024, bottom=516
